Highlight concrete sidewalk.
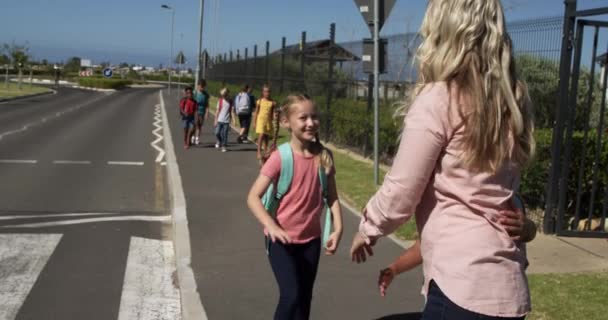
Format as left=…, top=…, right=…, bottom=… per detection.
left=163, top=91, right=425, bottom=320
left=526, top=234, right=608, bottom=274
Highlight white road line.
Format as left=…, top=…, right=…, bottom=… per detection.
left=1, top=215, right=171, bottom=228
left=108, top=161, right=145, bottom=166
left=160, top=162, right=167, bottom=166
left=0, top=234, right=62, bottom=319
left=0, top=160, right=37, bottom=164
left=0, top=212, right=123, bottom=221
left=160, top=90, right=208, bottom=320
left=118, top=237, right=181, bottom=320
left=53, top=160, right=92, bottom=165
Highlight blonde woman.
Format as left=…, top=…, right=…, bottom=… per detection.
left=350, top=0, right=535, bottom=319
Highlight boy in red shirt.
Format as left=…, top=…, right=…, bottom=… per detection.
left=179, top=87, right=197, bottom=149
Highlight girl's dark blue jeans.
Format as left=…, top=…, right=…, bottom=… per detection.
left=422, top=280, right=526, bottom=320
left=267, top=238, right=321, bottom=320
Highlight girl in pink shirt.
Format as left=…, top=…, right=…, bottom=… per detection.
left=247, top=94, right=343, bottom=320
left=350, top=0, right=535, bottom=319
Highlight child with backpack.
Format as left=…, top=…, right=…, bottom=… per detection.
left=179, top=86, right=197, bottom=149
left=214, top=87, right=236, bottom=152
left=253, top=84, right=277, bottom=163
left=193, top=80, right=210, bottom=145
left=247, top=94, right=343, bottom=320
left=235, top=84, right=252, bottom=144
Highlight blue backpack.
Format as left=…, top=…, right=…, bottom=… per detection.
left=262, top=143, right=332, bottom=254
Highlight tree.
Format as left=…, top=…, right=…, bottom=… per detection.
left=0, top=54, right=10, bottom=66
left=63, top=56, right=81, bottom=73
left=3, top=42, right=29, bottom=89
left=516, top=54, right=604, bottom=130
left=119, top=62, right=129, bottom=68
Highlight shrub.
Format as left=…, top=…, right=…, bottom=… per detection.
left=78, top=77, right=132, bottom=89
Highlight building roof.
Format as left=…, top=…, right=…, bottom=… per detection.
left=272, top=39, right=360, bottom=62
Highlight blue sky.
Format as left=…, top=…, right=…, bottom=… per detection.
left=1, top=0, right=607, bottom=66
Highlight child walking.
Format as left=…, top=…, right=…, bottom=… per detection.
left=253, top=84, right=277, bottom=163
left=193, top=80, right=210, bottom=145
left=247, top=94, right=343, bottom=320
left=214, top=87, right=236, bottom=152
left=179, top=86, right=197, bottom=149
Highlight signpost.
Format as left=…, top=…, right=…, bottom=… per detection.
left=354, top=0, right=395, bottom=185
left=103, top=68, right=113, bottom=78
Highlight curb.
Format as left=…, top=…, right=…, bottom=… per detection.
left=0, top=89, right=56, bottom=103
left=159, top=90, right=209, bottom=320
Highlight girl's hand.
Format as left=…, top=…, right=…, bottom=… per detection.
left=378, top=267, right=396, bottom=297
left=267, top=224, right=292, bottom=244
left=324, top=230, right=342, bottom=255
left=213, top=121, right=218, bottom=128
left=498, top=208, right=525, bottom=240
left=350, top=231, right=374, bottom=263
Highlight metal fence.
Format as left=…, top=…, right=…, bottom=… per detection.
left=205, top=16, right=562, bottom=169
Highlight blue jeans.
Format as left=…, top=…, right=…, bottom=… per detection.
left=268, top=238, right=321, bottom=320
left=215, top=122, right=229, bottom=147
left=422, top=280, right=526, bottom=320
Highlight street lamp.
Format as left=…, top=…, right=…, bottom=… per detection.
left=161, top=4, right=174, bottom=95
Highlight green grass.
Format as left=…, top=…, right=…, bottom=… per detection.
left=0, top=82, right=51, bottom=99
left=527, top=271, right=608, bottom=320
left=207, top=95, right=419, bottom=239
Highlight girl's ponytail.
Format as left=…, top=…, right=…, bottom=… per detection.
left=314, top=132, right=334, bottom=175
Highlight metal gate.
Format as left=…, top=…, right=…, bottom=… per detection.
left=544, top=0, right=608, bottom=237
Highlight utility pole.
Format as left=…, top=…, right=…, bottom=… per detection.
left=195, top=0, right=205, bottom=86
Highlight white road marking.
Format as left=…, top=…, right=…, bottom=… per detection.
left=0, top=234, right=62, bottom=319
left=108, top=161, right=145, bottom=166
left=118, top=237, right=181, bottom=320
left=0, top=212, right=123, bottom=221
left=52, top=160, right=92, bottom=165
left=1, top=215, right=171, bottom=228
left=0, top=159, right=37, bottom=164
left=151, top=103, right=166, bottom=163
left=160, top=162, right=167, bottom=166
left=160, top=90, right=208, bottom=319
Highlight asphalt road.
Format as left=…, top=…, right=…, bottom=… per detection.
left=0, top=88, right=176, bottom=320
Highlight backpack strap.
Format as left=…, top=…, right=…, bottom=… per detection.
left=275, top=143, right=293, bottom=200
left=318, top=166, right=332, bottom=245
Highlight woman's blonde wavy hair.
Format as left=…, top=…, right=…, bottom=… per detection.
left=408, top=0, right=535, bottom=173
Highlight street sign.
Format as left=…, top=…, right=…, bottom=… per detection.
left=354, top=0, right=396, bottom=34
left=103, top=68, right=113, bottom=78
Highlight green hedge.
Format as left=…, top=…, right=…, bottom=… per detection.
left=78, top=77, right=132, bottom=89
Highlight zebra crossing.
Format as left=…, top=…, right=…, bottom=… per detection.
left=0, top=232, right=180, bottom=320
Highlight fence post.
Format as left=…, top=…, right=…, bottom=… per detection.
left=544, top=0, right=577, bottom=234
left=223, top=53, right=227, bottom=83
left=325, top=23, right=336, bottom=141
left=244, top=47, right=249, bottom=83
left=253, top=44, right=258, bottom=87
left=265, top=41, right=270, bottom=85
left=280, top=37, right=286, bottom=94
left=300, top=31, right=307, bottom=91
